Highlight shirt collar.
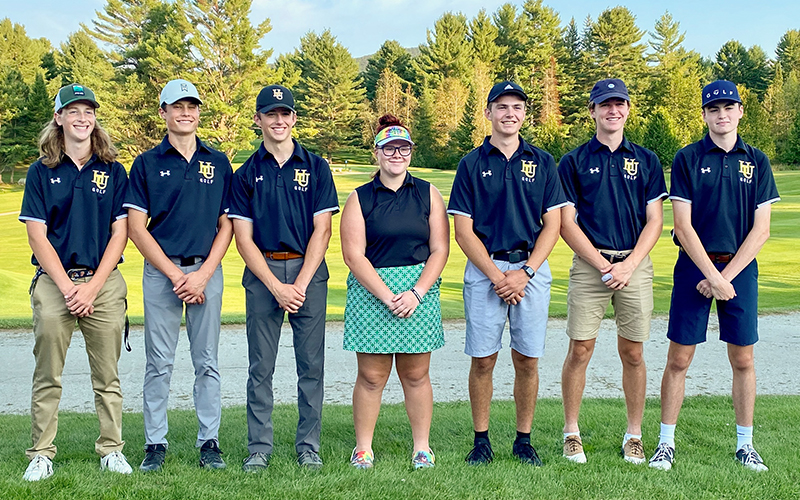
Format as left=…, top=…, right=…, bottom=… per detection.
left=701, top=133, right=747, bottom=153
left=588, top=135, right=633, bottom=153
left=156, top=135, right=211, bottom=155
left=257, top=138, right=303, bottom=163
left=372, top=171, right=414, bottom=191
left=481, top=135, right=531, bottom=158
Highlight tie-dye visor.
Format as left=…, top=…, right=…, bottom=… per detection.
left=374, top=126, right=414, bottom=147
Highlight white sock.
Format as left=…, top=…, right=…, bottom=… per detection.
left=659, top=423, right=676, bottom=448
left=736, top=425, right=753, bottom=450
left=564, top=431, right=581, bottom=442
left=623, top=433, right=642, bottom=447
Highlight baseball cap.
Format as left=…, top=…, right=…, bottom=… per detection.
left=702, top=80, right=741, bottom=107
left=256, top=85, right=295, bottom=113
left=374, top=125, right=414, bottom=147
left=487, top=81, right=528, bottom=104
left=589, top=78, right=630, bottom=104
left=54, top=84, right=99, bottom=112
left=160, top=79, right=202, bottom=106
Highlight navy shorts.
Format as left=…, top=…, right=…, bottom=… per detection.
left=667, top=251, right=759, bottom=346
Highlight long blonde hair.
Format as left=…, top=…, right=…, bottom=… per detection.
left=38, top=115, right=118, bottom=168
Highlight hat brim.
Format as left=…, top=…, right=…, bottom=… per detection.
left=258, top=103, right=296, bottom=114
left=375, top=137, right=414, bottom=147
left=592, top=92, right=630, bottom=104
left=162, top=96, right=202, bottom=106
left=702, top=96, right=742, bottom=108
left=57, top=98, right=100, bottom=112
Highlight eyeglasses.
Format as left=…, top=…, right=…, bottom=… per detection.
left=378, top=145, right=412, bottom=157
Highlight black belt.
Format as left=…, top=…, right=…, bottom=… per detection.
left=491, top=250, right=530, bottom=263
left=171, top=256, right=204, bottom=266
left=67, top=268, right=95, bottom=280
left=599, top=252, right=628, bottom=264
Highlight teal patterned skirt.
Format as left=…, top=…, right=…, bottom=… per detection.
left=344, top=262, right=444, bottom=353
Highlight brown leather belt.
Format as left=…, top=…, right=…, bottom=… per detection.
left=707, top=252, right=734, bottom=264
left=264, top=251, right=303, bottom=260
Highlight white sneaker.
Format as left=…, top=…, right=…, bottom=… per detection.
left=23, top=455, right=53, bottom=481
left=101, top=451, right=133, bottom=474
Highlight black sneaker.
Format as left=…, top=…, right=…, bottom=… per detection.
left=139, top=444, right=166, bottom=472
left=199, top=440, right=226, bottom=470
left=465, top=438, right=494, bottom=465
left=513, top=438, right=543, bottom=466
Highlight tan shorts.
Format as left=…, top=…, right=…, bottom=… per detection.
left=566, top=251, right=654, bottom=342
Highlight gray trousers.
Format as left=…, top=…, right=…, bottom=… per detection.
left=142, top=259, right=223, bottom=447
left=244, top=258, right=328, bottom=455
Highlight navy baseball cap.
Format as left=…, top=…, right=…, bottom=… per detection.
left=256, top=85, right=295, bottom=113
left=702, top=80, right=741, bottom=107
left=589, top=78, right=630, bottom=104
left=54, top=84, right=99, bottom=112
left=160, top=79, right=202, bottom=106
left=487, top=81, right=528, bottom=104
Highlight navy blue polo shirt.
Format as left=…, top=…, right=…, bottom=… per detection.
left=19, top=155, right=128, bottom=270
left=558, top=136, right=668, bottom=250
left=227, top=139, right=339, bottom=254
left=123, top=136, right=232, bottom=259
left=356, top=172, right=431, bottom=268
left=447, top=136, right=568, bottom=254
left=670, top=134, right=780, bottom=254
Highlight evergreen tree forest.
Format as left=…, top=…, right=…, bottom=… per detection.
left=1, top=1, right=800, bottom=178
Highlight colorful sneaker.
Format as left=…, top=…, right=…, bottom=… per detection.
left=199, top=440, right=226, bottom=469
left=350, top=448, right=373, bottom=469
left=512, top=438, right=543, bottom=466
left=622, top=437, right=646, bottom=465
left=648, top=442, right=674, bottom=471
left=298, top=450, right=323, bottom=470
left=563, top=435, right=587, bottom=463
left=241, top=452, right=270, bottom=473
left=465, top=438, right=494, bottom=465
left=412, top=450, right=435, bottom=470
left=735, top=444, right=768, bottom=472
left=101, top=451, right=133, bottom=474
left=23, top=455, right=53, bottom=482
left=139, top=444, right=166, bottom=472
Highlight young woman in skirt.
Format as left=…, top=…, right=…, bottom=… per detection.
left=341, top=114, right=449, bottom=469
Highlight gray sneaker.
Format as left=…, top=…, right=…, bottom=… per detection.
left=241, top=452, right=270, bottom=473
left=297, top=450, right=323, bottom=470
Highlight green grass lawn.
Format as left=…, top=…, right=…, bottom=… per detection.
left=1, top=168, right=799, bottom=328
left=1, top=397, right=798, bottom=499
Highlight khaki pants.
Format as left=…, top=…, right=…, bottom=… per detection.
left=27, top=269, right=127, bottom=460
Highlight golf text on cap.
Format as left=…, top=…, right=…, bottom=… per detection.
left=589, top=78, right=630, bottom=104
left=702, top=80, right=742, bottom=107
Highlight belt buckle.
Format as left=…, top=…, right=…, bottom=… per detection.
left=508, top=252, right=524, bottom=264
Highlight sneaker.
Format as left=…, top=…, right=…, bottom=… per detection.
left=350, top=448, right=374, bottom=469
left=465, top=438, right=494, bottom=465
left=411, top=450, right=435, bottom=470
left=139, top=444, right=166, bottom=473
left=241, top=452, right=270, bottom=473
left=563, top=434, right=587, bottom=463
left=622, top=437, right=646, bottom=465
left=735, top=444, right=768, bottom=472
left=101, top=451, right=133, bottom=474
left=648, top=442, right=675, bottom=471
left=199, top=440, right=226, bottom=470
left=23, top=455, right=53, bottom=482
left=512, top=438, right=543, bottom=466
left=298, top=450, right=323, bottom=470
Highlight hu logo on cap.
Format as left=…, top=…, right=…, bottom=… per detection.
left=198, top=161, right=215, bottom=183
left=273, top=88, right=283, bottom=100
left=92, top=170, right=109, bottom=193
left=521, top=160, right=537, bottom=181
left=623, top=157, right=639, bottom=178
left=294, top=169, right=310, bottom=189
left=739, top=160, right=754, bottom=183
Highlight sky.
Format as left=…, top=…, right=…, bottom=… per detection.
left=3, top=0, right=798, bottom=62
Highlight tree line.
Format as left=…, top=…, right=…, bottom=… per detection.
left=1, top=0, right=800, bottom=181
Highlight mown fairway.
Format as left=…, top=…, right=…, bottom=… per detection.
left=1, top=168, right=799, bottom=327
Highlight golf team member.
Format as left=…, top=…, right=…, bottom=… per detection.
left=20, top=84, right=132, bottom=480
left=448, top=81, right=567, bottom=466
left=649, top=80, right=779, bottom=472
left=229, top=85, right=339, bottom=472
left=125, top=79, right=233, bottom=471
left=558, top=79, right=667, bottom=464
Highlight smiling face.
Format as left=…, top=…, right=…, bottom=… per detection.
left=702, top=100, right=743, bottom=138
left=55, top=102, right=96, bottom=144
left=591, top=97, right=629, bottom=135
left=159, top=99, right=200, bottom=137
left=254, top=107, right=296, bottom=145
left=485, top=95, right=526, bottom=139
left=375, top=139, right=412, bottom=178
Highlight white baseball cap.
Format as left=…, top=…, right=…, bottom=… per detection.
left=160, top=79, right=202, bottom=106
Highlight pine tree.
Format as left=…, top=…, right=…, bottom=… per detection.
left=776, top=30, right=800, bottom=76
left=469, top=9, right=502, bottom=74
left=415, top=12, right=473, bottom=84
left=738, top=87, right=775, bottom=157
left=642, top=110, right=681, bottom=169
left=784, top=109, right=800, bottom=165
left=714, top=41, right=771, bottom=98
left=584, top=7, right=648, bottom=99
left=362, top=40, right=414, bottom=101
left=445, top=84, right=479, bottom=169
left=411, top=83, right=439, bottom=169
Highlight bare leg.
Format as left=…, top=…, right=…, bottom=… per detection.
left=352, top=353, right=392, bottom=453
left=469, top=353, right=498, bottom=432
left=396, top=352, right=433, bottom=453
left=511, top=349, right=539, bottom=433
left=561, top=339, right=596, bottom=434
left=727, top=344, right=755, bottom=427
left=659, top=341, right=697, bottom=425
left=618, top=336, right=646, bottom=435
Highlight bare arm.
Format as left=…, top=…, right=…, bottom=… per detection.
left=453, top=214, right=505, bottom=285
left=720, top=204, right=771, bottom=282
left=604, top=199, right=664, bottom=289
left=560, top=204, right=611, bottom=270
left=26, top=221, right=78, bottom=305
left=293, top=211, right=332, bottom=293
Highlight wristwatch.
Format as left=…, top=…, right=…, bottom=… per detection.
left=521, top=265, right=535, bottom=279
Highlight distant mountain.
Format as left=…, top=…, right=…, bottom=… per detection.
left=355, top=46, right=421, bottom=72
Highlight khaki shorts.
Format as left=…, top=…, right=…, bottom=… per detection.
left=566, top=251, right=654, bottom=342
